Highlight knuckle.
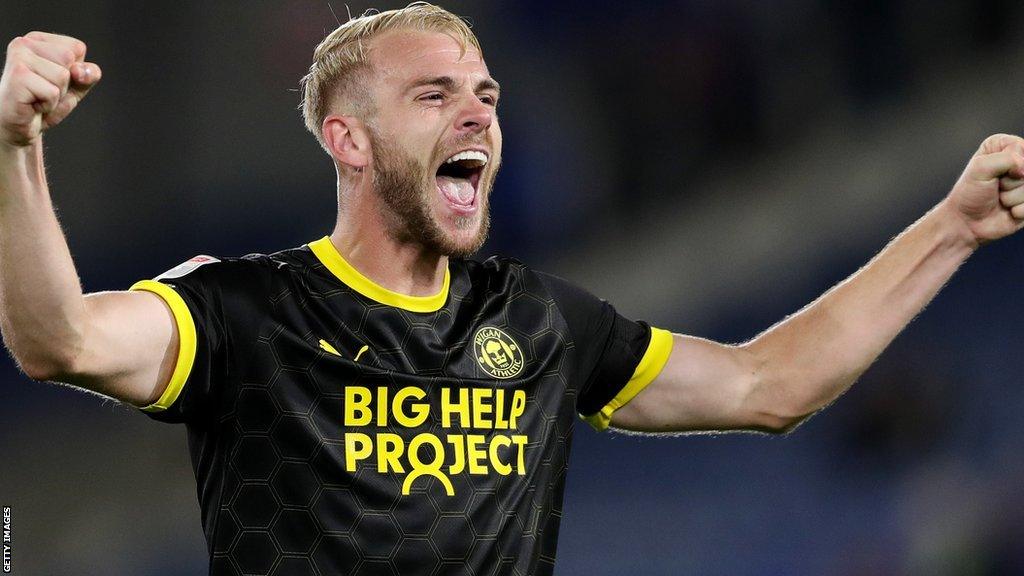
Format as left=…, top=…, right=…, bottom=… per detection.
left=61, top=50, right=76, bottom=66
left=25, top=31, right=47, bottom=40
left=58, top=67, right=70, bottom=84
left=8, top=36, right=24, bottom=49
left=9, top=62, right=30, bottom=77
left=72, top=40, right=87, bottom=57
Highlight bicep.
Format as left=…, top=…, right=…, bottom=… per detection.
left=609, top=334, right=782, bottom=434
left=61, top=290, right=179, bottom=408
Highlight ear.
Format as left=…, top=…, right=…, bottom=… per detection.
left=323, top=115, right=371, bottom=170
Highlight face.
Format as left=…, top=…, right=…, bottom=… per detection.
left=363, top=29, right=502, bottom=257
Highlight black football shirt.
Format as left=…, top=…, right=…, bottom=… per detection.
left=129, top=236, right=673, bottom=576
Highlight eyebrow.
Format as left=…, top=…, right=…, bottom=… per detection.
left=406, top=75, right=501, bottom=95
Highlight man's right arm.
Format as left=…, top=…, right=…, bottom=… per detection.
left=0, top=32, right=176, bottom=408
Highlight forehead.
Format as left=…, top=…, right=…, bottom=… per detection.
left=368, top=29, right=491, bottom=88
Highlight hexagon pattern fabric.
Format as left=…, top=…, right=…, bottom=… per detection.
left=129, top=239, right=658, bottom=576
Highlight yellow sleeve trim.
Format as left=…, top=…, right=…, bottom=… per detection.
left=129, top=280, right=198, bottom=413
left=582, top=327, right=674, bottom=431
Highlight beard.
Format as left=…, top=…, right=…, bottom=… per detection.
left=369, top=128, right=494, bottom=258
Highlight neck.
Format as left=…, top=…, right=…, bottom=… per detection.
left=330, top=182, right=448, bottom=299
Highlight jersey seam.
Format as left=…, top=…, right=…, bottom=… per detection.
left=206, top=257, right=275, bottom=565
left=531, top=270, right=585, bottom=413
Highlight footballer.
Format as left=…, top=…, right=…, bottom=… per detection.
left=2, top=3, right=1024, bottom=575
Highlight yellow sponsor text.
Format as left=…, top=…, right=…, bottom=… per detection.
left=344, top=386, right=526, bottom=430
left=341, top=385, right=530, bottom=495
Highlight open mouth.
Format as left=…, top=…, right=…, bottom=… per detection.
left=435, top=150, right=487, bottom=212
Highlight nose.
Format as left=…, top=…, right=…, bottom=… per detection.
left=455, top=95, right=493, bottom=135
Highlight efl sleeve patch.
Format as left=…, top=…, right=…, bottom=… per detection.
left=155, top=255, right=221, bottom=280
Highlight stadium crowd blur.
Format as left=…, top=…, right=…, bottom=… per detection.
left=3, top=1, right=1024, bottom=574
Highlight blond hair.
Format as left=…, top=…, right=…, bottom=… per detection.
left=299, top=2, right=482, bottom=154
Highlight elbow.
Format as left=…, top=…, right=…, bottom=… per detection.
left=757, top=411, right=813, bottom=435
left=737, top=344, right=818, bottom=435
left=17, top=356, right=59, bottom=381
left=23, top=364, right=58, bottom=382
left=750, top=390, right=824, bottom=435
left=18, top=351, right=77, bottom=382
left=11, top=337, right=85, bottom=382
left=4, top=318, right=89, bottom=382
left=747, top=386, right=821, bottom=435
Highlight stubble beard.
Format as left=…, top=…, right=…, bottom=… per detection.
left=370, top=131, right=494, bottom=258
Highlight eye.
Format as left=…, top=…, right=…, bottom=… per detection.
left=418, top=92, right=445, bottom=104
left=479, top=94, right=498, bottom=107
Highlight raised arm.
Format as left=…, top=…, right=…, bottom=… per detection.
left=612, top=134, right=1024, bottom=434
left=0, top=32, right=176, bottom=407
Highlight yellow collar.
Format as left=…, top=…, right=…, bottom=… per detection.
left=307, top=236, right=450, bottom=313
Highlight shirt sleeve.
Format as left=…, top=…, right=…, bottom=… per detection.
left=128, top=255, right=230, bottom=424
left=536, top=272, right=674, bottom=432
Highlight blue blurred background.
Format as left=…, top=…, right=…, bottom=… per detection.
left=3, top=1, right=1024, bottom=574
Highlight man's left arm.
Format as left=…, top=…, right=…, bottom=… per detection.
left=612, top=133, right=1024, bottom=434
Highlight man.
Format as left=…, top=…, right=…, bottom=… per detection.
left=2, top=3, right=1023, bottom=575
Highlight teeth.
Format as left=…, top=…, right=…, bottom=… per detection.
left=444, top=150, right=488, bottom=165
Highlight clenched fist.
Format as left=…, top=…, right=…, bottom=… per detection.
left=944, top=133, right=1024, bottom=246
left=0, top=31, right=101, bottom=148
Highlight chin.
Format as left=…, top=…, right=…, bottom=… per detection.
left=439, top=229, right=486, bottom=258
left=432, top=211, right=490, bottom=258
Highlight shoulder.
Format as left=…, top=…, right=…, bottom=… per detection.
left=455, top=255, right=572, bottom=305
left=154, top=253, right=264, bottom=285
left=463, top=258, right=611, bottom=331
left=458, top=254, right=547, bottom=291
left=151, top=244, right=317, bottom=294
left=461, top=254, right=527, bottom=274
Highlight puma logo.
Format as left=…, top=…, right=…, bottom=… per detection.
left=319, top=338, right=370, bottom=363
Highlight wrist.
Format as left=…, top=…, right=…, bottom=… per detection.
left=934, top=197, right=981, bottom=253
left=0, top=138, right=43, bottom=184
left=0, top=138, right=48, bottom=211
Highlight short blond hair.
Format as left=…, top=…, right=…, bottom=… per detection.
left=299, top=2, right=482, bottom=154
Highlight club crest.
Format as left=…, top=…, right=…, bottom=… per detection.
left=474, top=326, right=524, bottom=379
